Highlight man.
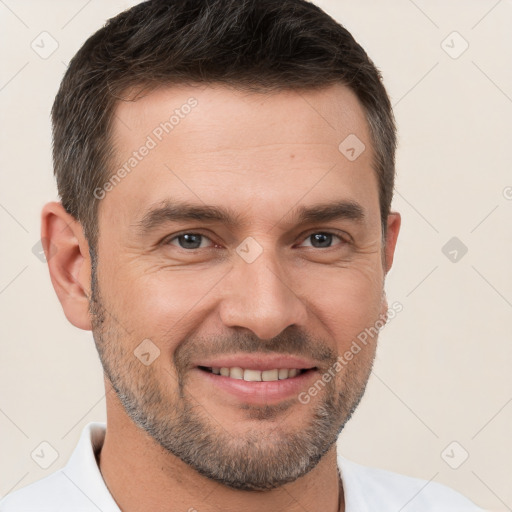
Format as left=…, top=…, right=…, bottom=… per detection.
left=0, top=0, right=484, bottom=510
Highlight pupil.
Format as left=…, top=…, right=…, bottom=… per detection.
left=311, top=233, right=331, bottom=248
left=179, top=234, right=202, bottom=249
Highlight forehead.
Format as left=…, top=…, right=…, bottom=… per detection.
left=102, top=83, right=379, bottom=231
left=113, top=83, right=369, bottom=153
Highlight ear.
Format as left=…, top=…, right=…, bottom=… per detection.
left=41, top=202, right=92, bottom=330
left=383, top=211, right=401, bottom=274
left=379, top=211, right=401, bottom=320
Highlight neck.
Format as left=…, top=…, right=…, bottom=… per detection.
left=98, top=397, right=344, bottom=512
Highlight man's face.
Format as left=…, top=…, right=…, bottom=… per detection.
left=90, top=84, right=398, bottom=491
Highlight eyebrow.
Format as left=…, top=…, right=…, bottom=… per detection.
left=291, top=201, right=365, bottom=226
left=135, top=201, right=243, bottom=233
left=134, top=199, right=366, bottom=235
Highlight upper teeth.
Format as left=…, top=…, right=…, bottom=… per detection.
left=211, top=367, right=301, bottom=381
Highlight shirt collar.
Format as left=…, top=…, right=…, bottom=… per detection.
left=66, top=422, right=351, bottom=511
left=62, top=422, right=120, bottom=511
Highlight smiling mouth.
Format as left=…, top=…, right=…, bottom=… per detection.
left=197, top=366, right=315, bottom=382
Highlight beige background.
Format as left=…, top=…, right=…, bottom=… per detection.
left=1, top=0, right=511, bottom=510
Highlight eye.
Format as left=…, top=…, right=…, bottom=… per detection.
left=298, top=232, right=346, bottom=249
left=166, top=233, right=215, bottom=250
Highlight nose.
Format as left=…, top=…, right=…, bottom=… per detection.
left=218, top=248, right=308, bottom=341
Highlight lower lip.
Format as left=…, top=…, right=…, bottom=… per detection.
left=194, top=368, right=318, bottom=405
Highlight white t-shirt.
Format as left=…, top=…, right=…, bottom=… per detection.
left=0, top=423, right=484, bottom=511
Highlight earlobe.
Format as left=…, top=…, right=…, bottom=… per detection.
left=383, top=212, right=401, bottom=274
left=41, top=202, right=93, bottom=331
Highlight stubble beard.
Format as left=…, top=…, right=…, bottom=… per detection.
left=89, top=265, right=375, bottom=491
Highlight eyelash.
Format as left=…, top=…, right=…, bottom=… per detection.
left=163, top=231, right=350, bottom=250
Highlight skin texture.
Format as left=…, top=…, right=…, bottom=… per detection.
left=42, top=83, right=401, bottom=512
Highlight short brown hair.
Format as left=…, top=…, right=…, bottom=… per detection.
left=52, top=0, right=396, bottom=252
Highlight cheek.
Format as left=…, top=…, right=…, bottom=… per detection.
left=301, top=264, right=385, bottom=345
left=100, top=261, right=226, bottom=346
left=98, top=240, right=385, bottom=348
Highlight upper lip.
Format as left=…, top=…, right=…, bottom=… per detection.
left=194, top=354, right=318, bottom=371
